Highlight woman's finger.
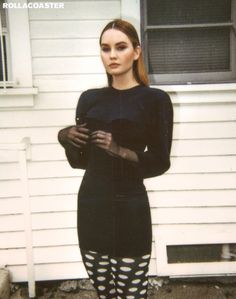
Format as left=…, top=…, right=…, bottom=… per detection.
left=72, top=137, right=87, bottom=145
left=71, top=131, right=90, bottom=140
left=69, top=140, right=83, bottom=149
left=90, top=137, right=107, bottom=145
left=90, top=130, right=106, bottom=136
left=90, top=131, right=107, bottom=140
left=90, top=138, right=107, bottom=144
left=76, top=126, right=90, bottom=134
left=78, top=132, right=90, bottom=140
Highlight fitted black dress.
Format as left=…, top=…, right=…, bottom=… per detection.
left=65, top=85, right=173, bottom=258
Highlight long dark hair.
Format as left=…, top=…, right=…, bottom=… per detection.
left=99, top=19, right=149, bottom=87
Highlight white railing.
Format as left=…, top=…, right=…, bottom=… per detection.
left=0, top=138, right=35, bottom=298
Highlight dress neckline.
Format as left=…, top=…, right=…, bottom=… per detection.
left=110, top=84, right=142, bottom=92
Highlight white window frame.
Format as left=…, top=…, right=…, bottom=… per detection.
left=0, top=25, right=11, bottom=84
left=140, top=0, right=236, bottom=85
left=154, top=226, right=236, bottom=277
left=0, top=0, right=37, bottom=107
left=120, top=0, right=236, bottom=101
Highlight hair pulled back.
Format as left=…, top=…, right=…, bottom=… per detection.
left=99, top=19, right=149, bottom=87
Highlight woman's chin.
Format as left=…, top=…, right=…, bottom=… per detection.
left=107, top=69, right=122, bottom=75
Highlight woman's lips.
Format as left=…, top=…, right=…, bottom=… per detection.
left=109, top=63, right=120, bottom=68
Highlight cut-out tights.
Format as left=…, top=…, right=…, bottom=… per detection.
left=80, top=248, right=151, bottom=299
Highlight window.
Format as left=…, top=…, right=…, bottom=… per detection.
left=0, top=1, right=9, bottom=85
left=0, top=0, right=37, bottom=107
left=141, top=0, right=236, bottom=84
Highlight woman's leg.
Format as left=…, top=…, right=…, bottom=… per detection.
left=110, top=253, right=151, bottom=299
left=80, top=248, right=117, bottom=299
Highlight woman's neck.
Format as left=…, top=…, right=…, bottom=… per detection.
left=111, top=74, right=139, bottom=90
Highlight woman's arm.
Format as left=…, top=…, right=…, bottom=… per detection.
left=117, top=146, right=139, bottom=162
left=58, top=126, right=88, bottom=169
left=64, top=144, right=88, bottom=169
left=58, top=125, right=87, bottom=169
left=57, top=90, right=93, bottom=169
left=132, top=90, right=174, bottom=178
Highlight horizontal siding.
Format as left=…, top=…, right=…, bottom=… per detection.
left=0, top=122, right=236, bottom=144
left=3, top=206, right=236, bottom=233
left=32, top=39, right=100, bottom=57
left=29, top=1, right=120, bottom=21
left=0, top=231, right=26, bottom=249
left=2, top=188, right=236, bottom=218
left=153, top=207, right=236, bottom=224
left=170, top=90, right=236, bottom=103
left=1, top=138, right=236, bottom=163
left=0, top=119, right=236, bottom=139
left=33, top=92, right=80, bottom=110
left=1, top=155, right=236, bottom=180
left=30, top=20, right=113, bottom=39
left=1, top=104, right=236, bottom=128
left=1, top=0, right=236, bottom=284
left=0, top=0, right=123, bottom=283
left=8, top=258, right=157, bottom=282
left=4, top=206, right=236, bottom=233
left=1, top=172, right=236, bottom=198
left=30, top=90, right=236, bottom=110
left=34, top=74, right=107, bottom=92
left=3, top=243, right=158, bottom=266
left=3, top=223, right=236, bottom=250
left=33, top=57, right=104, bottom=75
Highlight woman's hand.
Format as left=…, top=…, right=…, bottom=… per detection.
left=58, top=123, right=90, bottom=150
left=90, top=130, right=120, bottom=157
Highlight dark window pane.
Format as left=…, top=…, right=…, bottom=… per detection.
left=167, top=244, right=223, bottom=263
left=0, top=36, right=8, bottom=81
left=0, top=1, right=7, bottom=27
left=148, top=27, right=230, bottom=74
left=147, top=0, right=231, bottom=25
left=0, top=0, right=8, bottom=81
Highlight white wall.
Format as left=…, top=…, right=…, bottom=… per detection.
left=0, top=0, right=121, bottom=282
left=0, top=0, right=236, bottom=284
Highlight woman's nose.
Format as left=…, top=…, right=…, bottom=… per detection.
left=110, top=48, right=117, bottom=58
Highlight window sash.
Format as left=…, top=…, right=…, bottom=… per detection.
left=141, top=0, right=236, bottom=84
left=0, top=10, right=7, bottom=86
left=0, top=4, right=12, bottom=88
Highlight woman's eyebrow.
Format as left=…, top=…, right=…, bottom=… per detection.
left=101, top=41, right=128, bottom=46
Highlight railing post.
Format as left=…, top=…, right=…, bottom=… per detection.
left=0, top=138, right=35, bottom=298
left=18, top=138, right=35, bottom=298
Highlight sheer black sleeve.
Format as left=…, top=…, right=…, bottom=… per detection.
left=58, top=91, right=89, bottom=169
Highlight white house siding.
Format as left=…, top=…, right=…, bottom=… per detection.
left=0, top=0, right=236, bottom=286
left=151, top=86, right=236, bottom=276
left=0, top=0, right=122, bottom=282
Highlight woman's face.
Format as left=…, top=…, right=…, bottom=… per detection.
left=100, top=29, right=140, bottom=78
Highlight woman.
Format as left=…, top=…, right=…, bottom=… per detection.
left=58, top=19, right=173, bottom=299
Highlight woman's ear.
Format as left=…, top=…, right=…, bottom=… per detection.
left=134, top=45, right=141, bottom=61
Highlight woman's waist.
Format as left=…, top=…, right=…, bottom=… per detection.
left=81, top=169, right=146, bottom=195
left=87, top=155, right=142, bottom=178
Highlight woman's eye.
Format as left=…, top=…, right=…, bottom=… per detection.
left=117, top=46, right=126, bottom=51
left=101, top=47, right=110, bottom=52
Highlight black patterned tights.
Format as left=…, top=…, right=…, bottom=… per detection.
left=80, top=248, right=151, bottom=299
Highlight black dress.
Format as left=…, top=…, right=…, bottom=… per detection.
left=66, top=85, right=173, bottom=258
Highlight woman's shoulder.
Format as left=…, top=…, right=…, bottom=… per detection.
left=144, top=86, right=171, bottom=99
left=81, top=86, right=108, bottom=97
left=141, top=87, right=173, bottom=121
left=140, top=86, right=172, bottom=109
left=77, top=87, right=106, bottom=107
